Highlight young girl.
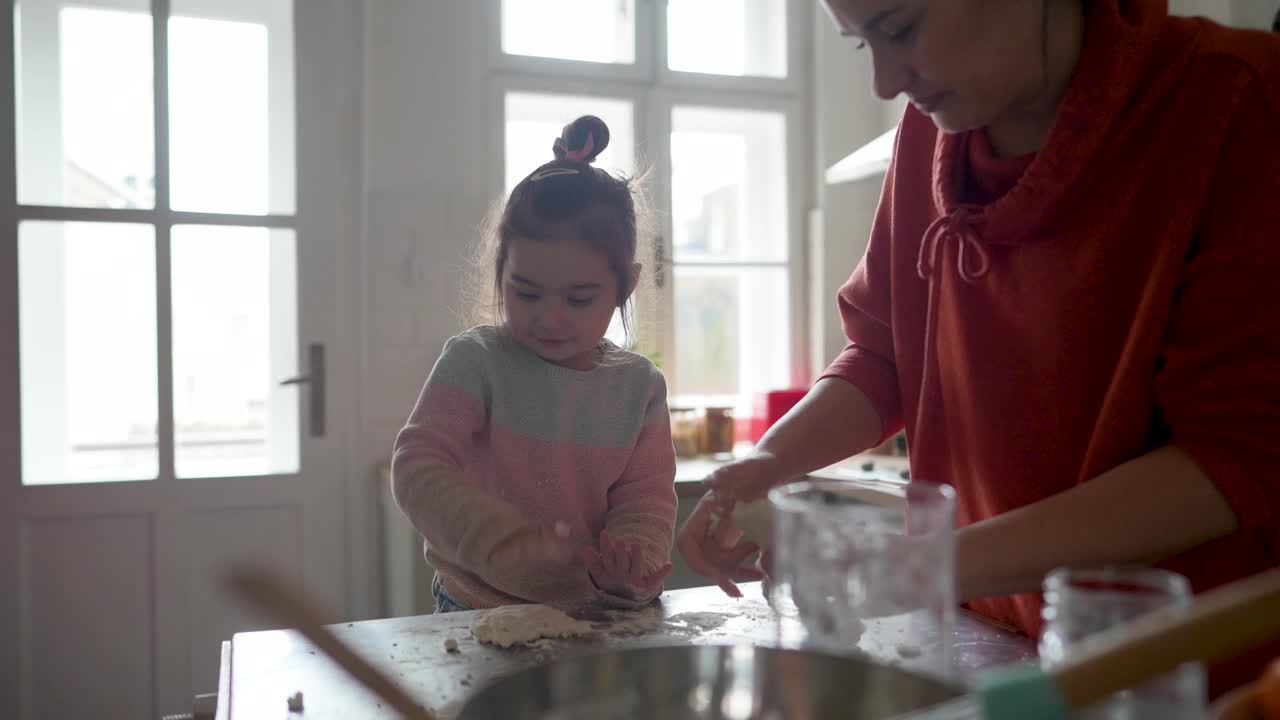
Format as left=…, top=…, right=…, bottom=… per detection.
left=392, top=116, right=677, bottom=612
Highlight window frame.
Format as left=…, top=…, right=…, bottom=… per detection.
left=490, top=0, right=813, bottom=406
left=4, top=0, right=302, bottom=485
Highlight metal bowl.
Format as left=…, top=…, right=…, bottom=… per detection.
left=457, top=644, right=961, bottom=719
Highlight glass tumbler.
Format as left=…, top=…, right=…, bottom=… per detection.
left=767, top=478, right=956, bottom=680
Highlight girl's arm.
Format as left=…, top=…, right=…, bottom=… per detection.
left=595, top=374, right=679, bottom=606
left=391, top=337, right=581, bottom=602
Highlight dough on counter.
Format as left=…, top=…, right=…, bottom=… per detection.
left=444, top=637, right=460, bottom=653
left=287, top=691, right=304, bottom=712
left=470, top=604, right=594, bottom=648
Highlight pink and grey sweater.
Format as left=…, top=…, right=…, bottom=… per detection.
left=391, top=326, right=678, bottom=610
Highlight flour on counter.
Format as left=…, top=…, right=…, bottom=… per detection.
left=470, top=604, right=594, bottom=648
left=665, top=612, right=730, bottom=632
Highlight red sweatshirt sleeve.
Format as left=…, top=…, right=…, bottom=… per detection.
left=820, top=144, right=905, bottom=444
left=1154, top=68, right=1280, bottom=531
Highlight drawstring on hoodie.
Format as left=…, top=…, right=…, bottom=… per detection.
left=917, top=205, right=991, bottom=282
left=912, top=204, right=990, bottom=461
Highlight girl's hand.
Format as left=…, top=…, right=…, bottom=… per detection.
left=583, top=530, right=672, bottom=601
left=494, top=521, right=576, bottom=568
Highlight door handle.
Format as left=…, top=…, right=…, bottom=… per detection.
left=280, top=343, right=326, bottom=438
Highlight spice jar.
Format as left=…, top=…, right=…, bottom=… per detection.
left=701, top=407, right=735, bottom=457
left=669, top=407, right=702, bottom=459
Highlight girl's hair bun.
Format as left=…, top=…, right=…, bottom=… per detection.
left=552, top=115, right=610, bottom=164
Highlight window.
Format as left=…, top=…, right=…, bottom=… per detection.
left=14, top=0, right=298, bottom=484
left=495, top=0, right=807, bottom=415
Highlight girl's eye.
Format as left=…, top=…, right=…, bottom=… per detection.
left=567, top=297, right=595, bottom=307
left=515, top=292, right=540, bottom=302
left=855, top=39, right=867, bottom=50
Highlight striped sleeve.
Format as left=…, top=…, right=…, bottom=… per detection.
left=390, top=336, right=533, bottom=586
left=599, top=370, right=678, bottom=605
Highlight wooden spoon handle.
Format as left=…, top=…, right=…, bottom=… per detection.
left=225, top=566, right=436, bottom=720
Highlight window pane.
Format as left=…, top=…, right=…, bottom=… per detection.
left=504, top=92, right=635, bottom=192
left=673, top=266, right=789, bottom=407
left=172, top=226, right=298, bottom=478
left=667, top=0, right=787, bottom=78
left=169, top=2, right=294, bottom=214
left=16, top=1, right=155, bottom=208
left=671, top=106, right=788, bottom=262
left=502, top=0, right=635, bottom=65
left=20, top=221, right=158, bottom=484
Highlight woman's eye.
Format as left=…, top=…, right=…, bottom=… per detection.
left=515, top=292, right=540, bottom=302
left=887, top=22, right=917, bottom=45
left=567, top=297, right=595, bottom=307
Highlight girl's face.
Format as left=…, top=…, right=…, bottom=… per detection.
left=820, top=0, right=1048, bottom=134
left=501, top=234, right=632, bottom=371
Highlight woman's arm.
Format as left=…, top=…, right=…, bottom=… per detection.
left=956, top=445, right=1238, bottom=601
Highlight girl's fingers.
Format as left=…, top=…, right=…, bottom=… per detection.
left=643, top=562, right=674, bottom=588
left=625, top=543, right=645, bottom=586
left=583, top=546, right=607, bottom=580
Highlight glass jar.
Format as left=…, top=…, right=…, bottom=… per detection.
left=701, top=406, right=735, bottom=457
left=1039, top=567, right=1205, bottom=719
left=669, top=407, right=702, bottom=459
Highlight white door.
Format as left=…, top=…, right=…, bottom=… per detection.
left=0, top=0, right=361, bottom=717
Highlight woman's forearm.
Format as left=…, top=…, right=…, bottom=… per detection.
left=956, top=446, right=1239, bottom=601
left=752, top=377, right=885, bottom=477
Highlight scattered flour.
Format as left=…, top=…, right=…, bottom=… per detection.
left=470, top=604, right=594, bottom=648
left=895, top=641, right=922, bottom=658
left=665, top=612, right=729, bottom=632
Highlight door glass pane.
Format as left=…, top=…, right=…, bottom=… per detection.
left=673, top=266, right=789, bottom=409
left=172, top=226, right=299, bottom=478
left=19, top=221, right=158, bottom=485
left=16, top=0, right=155, bottom=208
left=667, top=0, right=787, bottom=78
left=502, top=0, right=635, bottom=65
left=671, top=106, right=788, bottom=262
left=504, top=92, right=635, bottom=192
left=169, top=1, right=294, bottom=214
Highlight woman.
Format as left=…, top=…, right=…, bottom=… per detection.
left=678, top=0, right=1280, bottom=695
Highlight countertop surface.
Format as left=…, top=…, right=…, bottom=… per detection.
left=219, top=582, right=1033, bottom=719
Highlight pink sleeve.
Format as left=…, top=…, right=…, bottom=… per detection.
left=391, top=340, right=583, bottom=601
left=598, top=374, right=678, bottom=606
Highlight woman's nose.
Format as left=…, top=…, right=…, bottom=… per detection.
left=872, top=52, right=914, bottom=101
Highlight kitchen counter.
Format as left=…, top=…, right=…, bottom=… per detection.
left=217, top=582, right=1033, bottom=719
left=674, top=452, right=911, bottom=497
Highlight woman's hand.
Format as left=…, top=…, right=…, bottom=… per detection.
left=675, top=455, right=784, bottom=597
left=583, top=530, right=673, bottom=601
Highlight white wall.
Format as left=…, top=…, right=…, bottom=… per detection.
left=359, top=1, right=492, bottom=479
left=809, top=9, right=898, bottom=373
left=1171, top=0, right=1280, bottom=28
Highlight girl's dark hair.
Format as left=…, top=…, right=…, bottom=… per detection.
left=465, top=115, right=651, bottom=346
